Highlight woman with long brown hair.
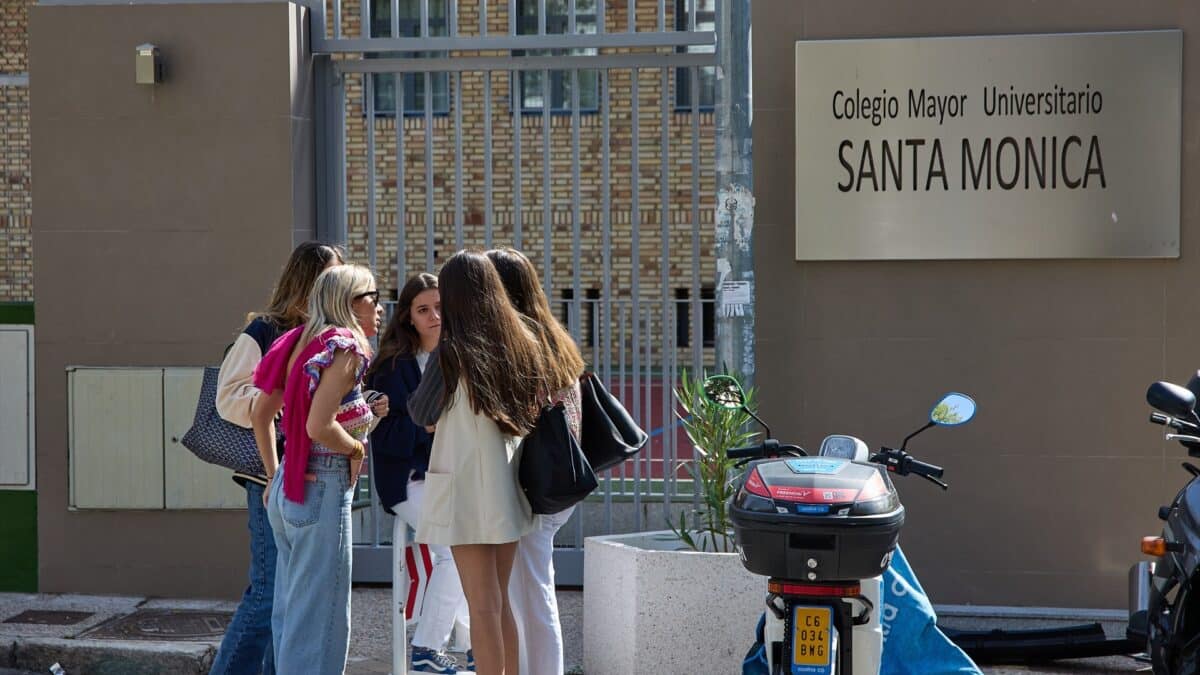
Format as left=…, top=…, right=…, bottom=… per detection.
left=409, top=249, right=548, bottom=675
left=486, top=247, right=584, bottom=675
left=210, top=241, right=343, bottom=675
left=366, top=272, right=472, bottom=673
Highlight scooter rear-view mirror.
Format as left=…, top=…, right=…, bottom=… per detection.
left=703, top=374, right=746, bottom=410
left=930, top=393, right=977, bottom=426
left=1147, top=381, right=1197, bottom=419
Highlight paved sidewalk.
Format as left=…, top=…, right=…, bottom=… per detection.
left=0, top=587, right=1145, bottom=674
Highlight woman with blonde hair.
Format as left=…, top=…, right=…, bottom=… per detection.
left=210, top=241, right=343, bottom=675
left=486, top=247, right=584, bottom=675
left=251, top=263, right=386, bottom=674
left=409, top=249, right=549, bottom=675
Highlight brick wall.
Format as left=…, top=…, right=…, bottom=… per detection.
left=0, top=0, right=32, bottom=302
left=332, top=0, right=719, bottom=361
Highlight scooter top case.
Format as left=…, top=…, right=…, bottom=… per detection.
left=730, top=456, right=904, bottom=582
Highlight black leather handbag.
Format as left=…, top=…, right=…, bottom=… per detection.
left=519, top=402, right=598, bottom=514
left=579, top=372, right=649, bottom=473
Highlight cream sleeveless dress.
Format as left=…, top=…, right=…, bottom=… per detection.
left=416, top=381, right=535, bottom=546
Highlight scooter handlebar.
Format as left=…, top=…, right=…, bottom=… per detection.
left=1149, top=411, right=1200, bottom=432
left=727, top=441, right=807, bottom=460
left=907, top=457, right=944, bottom=480
left=727, top=445, right=764, bottom=460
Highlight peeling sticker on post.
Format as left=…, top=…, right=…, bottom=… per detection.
left=717, top=184, right=756, bottom=249
left=716, top=258, right=732, bottom=286
left=719, top=280, right=752, bottom=317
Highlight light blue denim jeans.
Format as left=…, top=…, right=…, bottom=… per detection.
left=266, top=455, right=354, bottom=675
left=209, top=481, right=276, bottom=675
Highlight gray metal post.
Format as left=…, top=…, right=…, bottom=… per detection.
left=314, top=56, right=342, bottom=244
left=714, top=0, right=754, bottom=385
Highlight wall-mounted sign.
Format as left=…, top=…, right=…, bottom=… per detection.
left=794, top=31, right=1181, bottom=260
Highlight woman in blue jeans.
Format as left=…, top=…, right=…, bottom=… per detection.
left=209, top=241, right=343, bottom=675
left=252, top=264, right=386, bottom=674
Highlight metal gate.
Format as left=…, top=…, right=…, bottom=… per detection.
left=310, top=0, right=720, bottom=584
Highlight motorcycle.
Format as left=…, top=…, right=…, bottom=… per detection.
left=1134, top=374, right=1200, bottom=674
left=702, top=374, right=975, bottom=675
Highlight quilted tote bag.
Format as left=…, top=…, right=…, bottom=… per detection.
left=518, top=402, right=598, bottom=515
left=579, top=372, right=649, bottom=473
left=180, top=366, right=266, bottom=476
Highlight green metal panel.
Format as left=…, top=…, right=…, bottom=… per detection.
left=0, top=303, right=34, bottom=325
left=0, top=490, right=37, bottom=591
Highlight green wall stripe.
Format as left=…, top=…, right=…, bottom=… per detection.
left=0, top=302, right=34, bottom=325
left=0, top=491, right=38, bottom=592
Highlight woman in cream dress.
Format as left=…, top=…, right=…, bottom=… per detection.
left=409, top=249, right=548, bottom=675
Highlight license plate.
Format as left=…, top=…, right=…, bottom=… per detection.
left=791, top=605, right=832, bottom=674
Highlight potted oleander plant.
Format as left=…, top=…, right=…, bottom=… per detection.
left=582, top=369, right=763, bottom=675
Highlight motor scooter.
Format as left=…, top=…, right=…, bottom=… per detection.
left=950, top=374, right=1200, bottom=670
left=702, top=374, right=974, bottom=675
left=1132, top=374, right=1200, bottom=675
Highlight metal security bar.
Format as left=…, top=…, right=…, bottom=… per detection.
left=318, top=0, right=719, bottom=586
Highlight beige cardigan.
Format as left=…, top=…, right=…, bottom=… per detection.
left=416, top=383, right=535, bottom=546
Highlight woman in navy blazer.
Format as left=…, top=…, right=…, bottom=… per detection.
left=366, top=272, right=471, bottom=674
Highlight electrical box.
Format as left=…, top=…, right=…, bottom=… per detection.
left=68, top=367, right=244, bottom=510
left=0, top=326, right=34, bottom=490
left=68, top=368, right=165, bottom=509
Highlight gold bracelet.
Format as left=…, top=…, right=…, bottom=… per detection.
left=348, top=441, right=365, bottom=461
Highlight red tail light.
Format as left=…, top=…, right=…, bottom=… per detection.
left=768, top=579, right=862, bottom=597
left=744, top=467, right=770, bottom=498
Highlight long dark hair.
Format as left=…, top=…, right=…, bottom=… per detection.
left=486, top=247, right=584, bottom=392
left=368, top=272, right=438, bottom=378
left=438, top=249, right=547, bottom=435
left=253, top=241, right=345, bottom=330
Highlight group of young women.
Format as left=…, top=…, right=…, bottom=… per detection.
left=209, top=242, right=584, bottom=675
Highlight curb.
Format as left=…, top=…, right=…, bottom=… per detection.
left=5, top=637, right=214, bottom=675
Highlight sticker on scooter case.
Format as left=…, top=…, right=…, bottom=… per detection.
left=785, top=458, right=848, bottom=475
left=791, top=604, right=834, bottom=674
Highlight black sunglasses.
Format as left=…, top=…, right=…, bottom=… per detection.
left=354, top=290, right=381, bottom=303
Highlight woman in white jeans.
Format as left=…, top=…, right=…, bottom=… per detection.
left=487, top=248, right=584, bottom=675
left=366, top=272, right=471, bottom=674
left=508, top=506, right=574, bottom=675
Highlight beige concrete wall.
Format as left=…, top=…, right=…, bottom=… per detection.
left=753, top=0, right=1199, bottom=608
left=30, top=1, right=314, bottom=597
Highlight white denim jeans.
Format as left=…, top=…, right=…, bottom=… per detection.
left=509, top=505, right=575, bottom=675
left=392, top=478, right=470, bottom=651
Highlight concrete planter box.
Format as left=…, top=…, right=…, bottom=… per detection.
left=583, top=531, right=763, bottom=675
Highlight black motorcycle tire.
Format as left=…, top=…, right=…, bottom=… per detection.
left=1152, top=584, right=1200, bottom=675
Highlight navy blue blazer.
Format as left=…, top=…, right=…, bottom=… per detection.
left=366, top=355, right=432, bottom=513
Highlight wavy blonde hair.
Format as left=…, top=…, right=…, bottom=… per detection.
left=299, top=264, right=376, bottom=356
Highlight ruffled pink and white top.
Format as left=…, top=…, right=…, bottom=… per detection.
left=254, top=326, right=372, bottom=503
left=304, top=334, right=374, bottom=456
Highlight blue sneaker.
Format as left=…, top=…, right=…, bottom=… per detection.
left=466, top=649, right=475, bottom=672
left=412, top=646, right=460, bottom=674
